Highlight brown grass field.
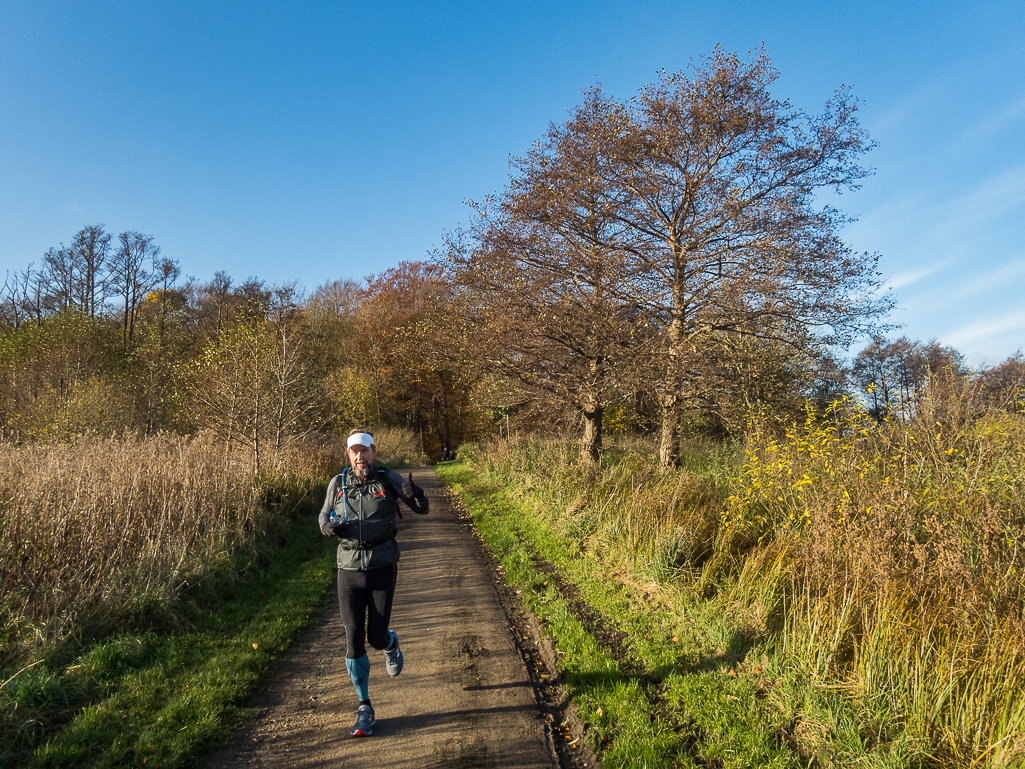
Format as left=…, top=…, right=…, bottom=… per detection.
left=0, top=425, right=425, bottom=667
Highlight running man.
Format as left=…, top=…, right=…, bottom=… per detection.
left=319, top=430, right=429, bottom=736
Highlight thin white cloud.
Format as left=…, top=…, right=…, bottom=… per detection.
left=900, top=257, right=1025, bottom=306
left=867, top=71, right=954, bottom=138
left=945, top=309, right=1025, bottom=350
left=956, top=95, right=1025, bottom=150
left=889, top=258, right=1025, bottom=340
left=851, top=162, right=1025, bottom=266
left=931, top=163, right=1025, bottom=236
left=949, top=257, right=1025, bottom=299
left=886, top=263, right=946, bottom=290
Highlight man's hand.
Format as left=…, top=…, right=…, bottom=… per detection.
left=402, top=473, right=415, bottom=497
left=403, top=473, right=426, bottom=499
left=322, top=521, right=349, bottom=538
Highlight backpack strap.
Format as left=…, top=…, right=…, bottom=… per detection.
left=338, top=467, right=408, bottom=519
left=378, top=468, right=405, bottom=518
left=334, top=468, right=352, bottom=522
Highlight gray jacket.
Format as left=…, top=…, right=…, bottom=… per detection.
left=318, top=466, right=429, bottom=571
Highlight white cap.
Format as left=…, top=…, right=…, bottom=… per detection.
left=347, top=432, right=375, bottom=449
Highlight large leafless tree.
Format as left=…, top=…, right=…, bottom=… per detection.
left=446, top=48, right=892, bottom=466
left=445, top=91, right=651, bottom=462
left=612, top=49, right=891, bottom=466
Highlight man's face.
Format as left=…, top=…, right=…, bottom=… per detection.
left=348, top=443, right=376, bottom=477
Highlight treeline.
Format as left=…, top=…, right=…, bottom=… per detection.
left=3, top=48, right=1023, bottom=466
left=851, top=335, right=1024, bottom=420
left=0, top=234, right=479, bottom=464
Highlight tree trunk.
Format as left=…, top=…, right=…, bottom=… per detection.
left=658, top=392, right=679, bottom=469
left=658, top=240, right=686, bottom=470
left=437, top=370, right=453, bottom=449
left=580, top=404, right=603, bottom=464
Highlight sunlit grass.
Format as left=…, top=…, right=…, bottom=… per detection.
left=1, top=517, right=334, bottom=768
left=445, top=378, right=1025, bottom=767
left=439, top=450, right=796, bottom=768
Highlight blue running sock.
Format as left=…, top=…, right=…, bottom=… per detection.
left=345, top=655, right=371, bottom=702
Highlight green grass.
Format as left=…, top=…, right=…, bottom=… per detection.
left=437, top=459, right=800, bottom=768
left=0, top=494, right=336, bottom=769
left=439, top=425, right=1025, bottom=769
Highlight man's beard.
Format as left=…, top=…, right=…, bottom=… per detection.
left=352, top=461, right=373, bottom=480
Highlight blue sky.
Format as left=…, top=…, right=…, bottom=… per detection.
left=1, top=1, right=1022, bottom=366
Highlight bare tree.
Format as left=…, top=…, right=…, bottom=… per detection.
left=0, top=267, right=52, bottom=328
left=976, top=351, right=1025, bottom=411
left=602, top=48, right=892, bottom=466
left=851, top=335, right=903, bottom=420
left=109, top=231, right=161, bottom=346
left=69, top=224, right=112, bottom=316
left=42, top=245, right=77, bottom=311
left=1, top=272, right=24, bottom=328
left=853, top=336, right=968, bottom=421
left=153, top=256, right=183, bottom=344
left=40, top=225, right=113, bottom=316
left=444, top=89, right=650, bottom=462
left=19, top=264, right=54, bottom=325
left=922, top=339, right=966, bottom=376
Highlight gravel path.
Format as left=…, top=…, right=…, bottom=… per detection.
left=201, top=467, right=593, bottom=769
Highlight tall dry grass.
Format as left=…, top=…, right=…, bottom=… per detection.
left=463, top=377, right=1025, bottom=766
left=721, top=376, right=1025, bottom=766
left=0, top=432, right=332, bottom=666
left=300, top=425, right=429, bottom=477
left=464, top=432, right=732, bottom=580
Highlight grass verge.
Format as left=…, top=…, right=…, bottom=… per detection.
left=436, top=459, right=800, bottom=769
left=439, top=415, right=1025, bottom=769
left=0, top=494, right=335, bottom=769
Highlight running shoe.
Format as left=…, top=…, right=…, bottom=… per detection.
left=383, top=630, right=403, bottom=677
left=351, top=704, right=375, bottom=737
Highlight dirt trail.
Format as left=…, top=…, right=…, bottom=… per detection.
left=201, top=467, right=592, bottom=769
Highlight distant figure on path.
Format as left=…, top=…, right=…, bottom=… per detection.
left=318, top=429, right=429, bottom=737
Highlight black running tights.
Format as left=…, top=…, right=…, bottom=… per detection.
left=336, top=565, right=397, bottom=659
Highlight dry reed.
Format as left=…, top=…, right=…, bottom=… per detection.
left=0, top=432, right=323, bottom=665
left=307, top=425, right=429, bottom=474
